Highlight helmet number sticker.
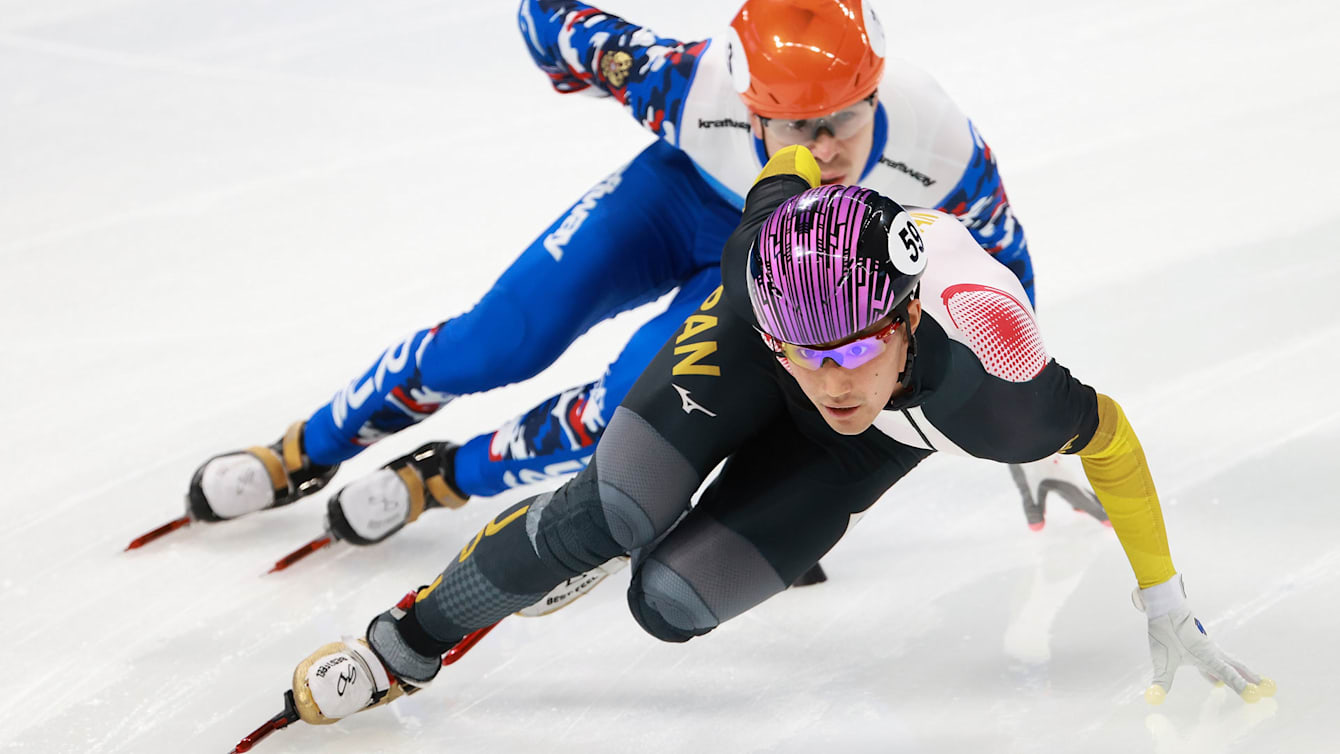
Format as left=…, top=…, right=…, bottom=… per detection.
left=893, top=218, right=927, bottom=274
left=863, top=3, right=887, bottom=58
left=725, top=27, right=751, bottom=94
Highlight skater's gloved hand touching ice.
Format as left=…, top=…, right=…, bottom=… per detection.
left=1133, top=573, right=1276, bottom=704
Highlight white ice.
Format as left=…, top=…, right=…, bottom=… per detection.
left=2, top=1, right=1338, bottom=752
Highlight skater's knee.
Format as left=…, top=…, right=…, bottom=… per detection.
left=627, top=559, right=716, bottom=643
left=527, top=444, right=690, bottom=573
left=419, top=290, right=567, bottom=390
left=592, top=408, right=701, bottom=546
left=527, top=466, right=627, bottom=573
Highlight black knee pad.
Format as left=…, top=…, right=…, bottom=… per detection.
left=529, top=463, right=627, bottom=574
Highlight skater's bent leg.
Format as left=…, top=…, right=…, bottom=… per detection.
left=627, top=509, right=787, bottom=642
left=302, top=276, right=584, bottom=465
left=303, top=324, right=456, bottom=464
left=302, top=144, right=703, bottom=465
left=369, top=288, right=785, bottom=673
left=368, top=408, right=706, bottom=671
left=628, top=418, right=929, bottom=642
left=450, top=266, right=724, bottom=497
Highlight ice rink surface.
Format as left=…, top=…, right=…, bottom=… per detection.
left=3, top=1, right=1338, bottom=751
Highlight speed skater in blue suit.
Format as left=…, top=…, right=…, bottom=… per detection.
left=169, top=0, right=1079, bottom=561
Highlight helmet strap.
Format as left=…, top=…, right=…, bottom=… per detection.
left=897, top=324, right=917, bottom=389
left=889, top=291, right=919, bottom=398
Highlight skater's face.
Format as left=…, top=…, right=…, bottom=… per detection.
left=752, top=95, right=878, bottom=187
left=783, top=301, right=922, bottom=436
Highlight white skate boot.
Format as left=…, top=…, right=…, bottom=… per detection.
left=325, top=442, right=469, bottom=545
left=187, top=421, right=339, bottom=521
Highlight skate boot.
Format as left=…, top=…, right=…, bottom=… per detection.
left=290, top=636, right=410, bottom=725
left=274, top=592, right=493, bottom=738
left=326, top=442, right=469, bottom=546
left=187, top=421, right=339, bottom=522
left=1011, top=455, right=1109, bottom=531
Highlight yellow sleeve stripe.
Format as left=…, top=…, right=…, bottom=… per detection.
left=1077, top=394, right=1176, bottom=589
left=753, top=144, right=821, bottom=188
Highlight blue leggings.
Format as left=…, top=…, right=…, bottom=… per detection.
left=303, top=140, right=738, bottom=497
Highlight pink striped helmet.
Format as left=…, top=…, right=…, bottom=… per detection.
left=746, top=185, right=927, bottom=346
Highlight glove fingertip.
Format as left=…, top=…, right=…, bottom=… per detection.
left=1257, top=678, right=1277, bottom=698
left=1149, top=663, right=1176, bottom=696
left=1224, top=655, right=1264, bottom=685
left=1203, top=659, right=1250, bottom=695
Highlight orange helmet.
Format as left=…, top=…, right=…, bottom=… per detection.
left=727, top=0, right=886, bottom=119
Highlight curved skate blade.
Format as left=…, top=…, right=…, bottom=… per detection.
left=1039, top=480, right=1109, bottom=526
left=124, top=515, right=192, bottom=551
left=267, top=535, right=334, bottom=574
left=1009, top=464, right=1046, bottom=530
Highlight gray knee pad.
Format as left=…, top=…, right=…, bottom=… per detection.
left=627, top=512, right=788, bottom=642
left=526, top=407, right=701, bottom=575
left=593, top=407, right=701, bottom=549
left=627, top=558, right=717, bottom=643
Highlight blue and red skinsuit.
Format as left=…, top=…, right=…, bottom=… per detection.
left=301, top=0, right=1035, bottom=497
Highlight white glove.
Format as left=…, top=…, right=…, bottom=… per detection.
left=1133, top=574, right=1276, bottom=704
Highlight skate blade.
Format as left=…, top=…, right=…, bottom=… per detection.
left=231, top=689, right=299, bottom=752
left=267, top=535, right=334, bottom=574
left=124, top=515, right=192, bottom=551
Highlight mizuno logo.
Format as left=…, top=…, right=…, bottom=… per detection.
left=673, top=384, right=716, bottom=417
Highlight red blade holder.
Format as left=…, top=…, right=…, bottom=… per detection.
left=267, top=535, right=334, bottom=574
left=230, top=690, right=299, bottom=753
left=124, top=515, right=192, bottom=551
left=443, top=622, right=499, bottom=666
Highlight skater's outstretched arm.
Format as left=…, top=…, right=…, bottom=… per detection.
left=517, top=0, right=706, bottom=142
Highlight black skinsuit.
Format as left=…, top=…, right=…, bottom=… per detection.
left=368, top=173, right=1102, bottom=681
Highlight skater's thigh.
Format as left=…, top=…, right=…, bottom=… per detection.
left=475, top=140, right=715, bottom=346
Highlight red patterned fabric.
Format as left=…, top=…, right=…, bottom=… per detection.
left=941, top=284, right=1047, bottom=382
